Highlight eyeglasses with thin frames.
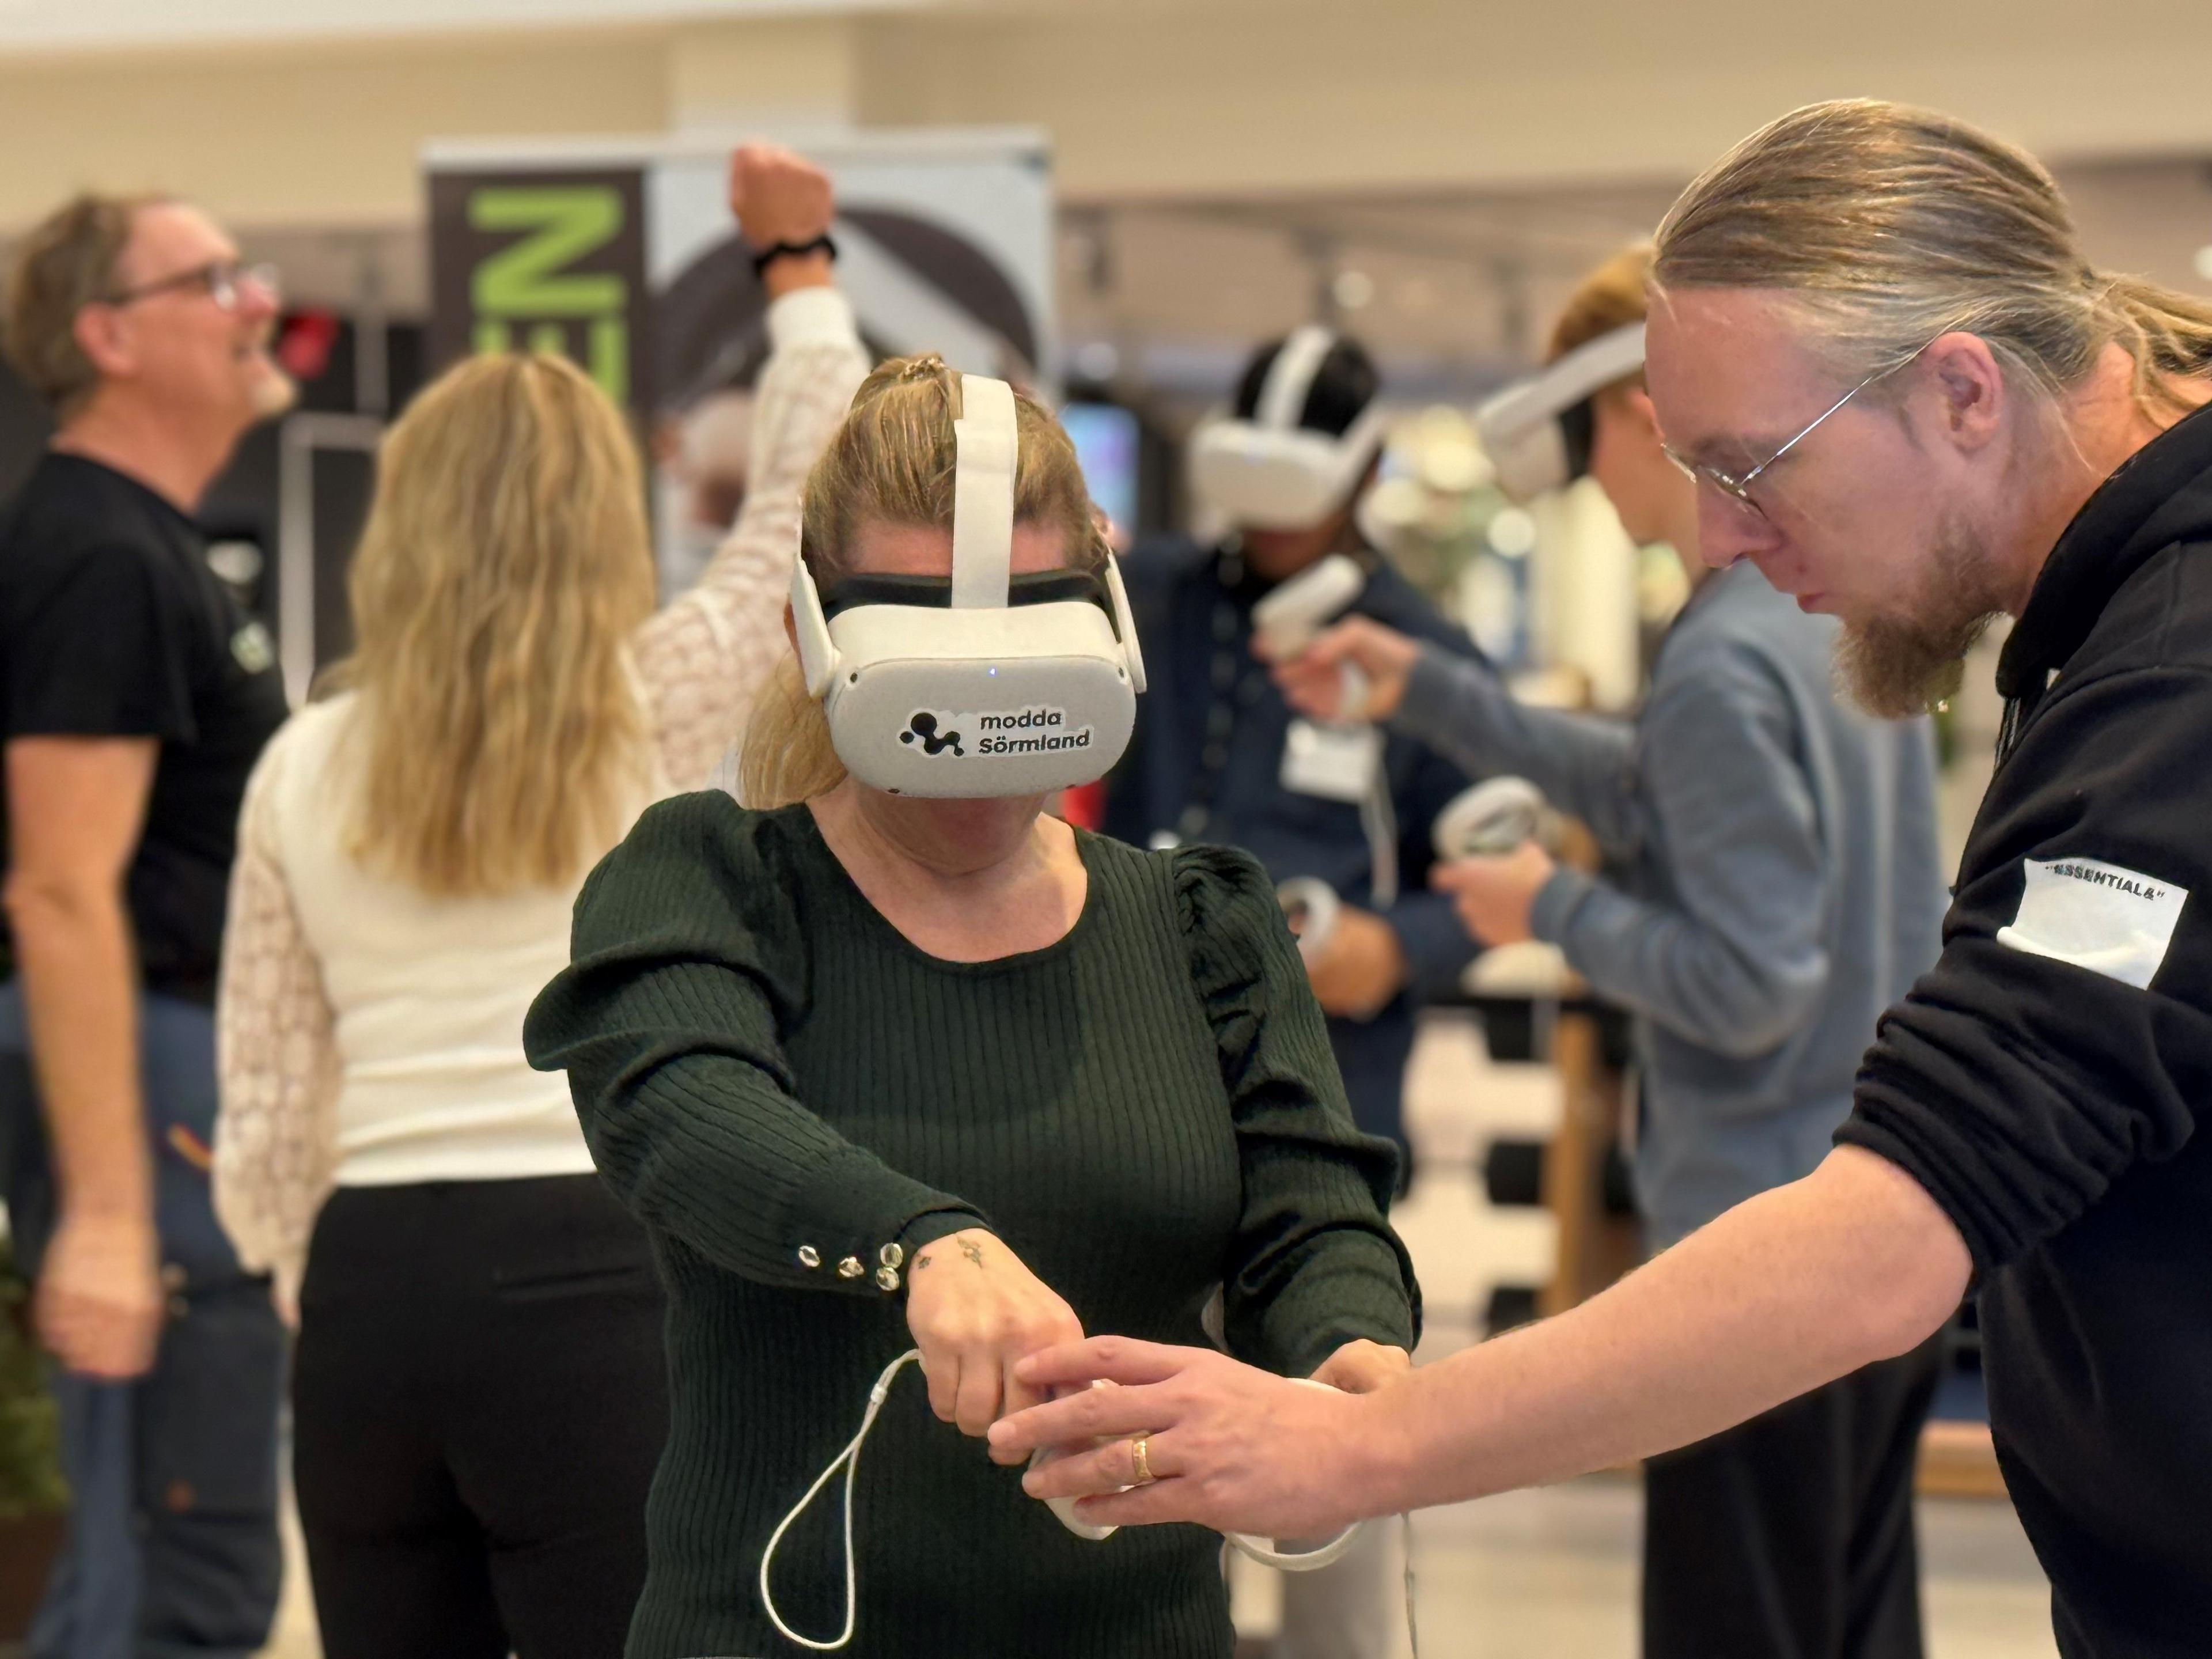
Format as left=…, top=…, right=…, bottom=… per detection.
left=103, top=260, right=281, bottom=314
left=1661, top=346, right=1926, bottom=523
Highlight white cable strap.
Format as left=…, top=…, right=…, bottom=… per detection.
left=1227, top=1522, right=1362, bottom=1571
left=756, top=1349, right=1390, bottom=1656
left=758, top=1349, right=923, bottom=1652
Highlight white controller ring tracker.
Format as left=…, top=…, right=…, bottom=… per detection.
left=1432, top=776, right=1552, bottom=860
left=1275, top=877, right=1344, bottom=967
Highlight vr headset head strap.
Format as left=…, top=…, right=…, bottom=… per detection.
left=1254, top=325, right=1340, bottom=431
left=950, top=373, right=1018, bottom=610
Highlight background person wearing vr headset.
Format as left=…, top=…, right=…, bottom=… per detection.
left=1268, top=245, right=1950, bottom=1659
left=1105, top=329, right=1484, bottom=1188
left=999, top=98, right=2212, bottom=1659
left=523, top=352, right=1418, bottom=1659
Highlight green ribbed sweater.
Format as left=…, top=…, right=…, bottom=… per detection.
left=524, top=796, right=1418, bottom=1659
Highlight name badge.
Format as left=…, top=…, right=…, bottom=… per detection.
left=1279, top=719, right=1382, bottom=803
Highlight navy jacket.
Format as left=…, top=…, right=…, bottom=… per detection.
left=1104, top=536, right=1483, bottom=1149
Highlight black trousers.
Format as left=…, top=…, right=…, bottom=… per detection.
left=1641, top=1329, right=1950, bottom=1659
left=291, top=1176, right=668, bottom=1659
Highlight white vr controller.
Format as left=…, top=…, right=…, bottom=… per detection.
left=1251, top=551, right=1371, bottom=721
left=1032, top=1375, right=1364, bottom=1571
left=761, top=1351, right=1363, bottom=1652
left=1274, top=776, right=1552, bottom=964
left=1431, top=775, right=1552, bottom=859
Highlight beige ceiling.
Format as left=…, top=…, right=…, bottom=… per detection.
left=7, top=0, right=2211, bottom=402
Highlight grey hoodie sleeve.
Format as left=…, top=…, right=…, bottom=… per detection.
left=1527, top=638, right=1831, bottom=1058
left=1392, top=646, right=1645, bottom=854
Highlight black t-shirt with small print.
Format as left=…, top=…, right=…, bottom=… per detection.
left=0, top=452, right=289, bottom=1003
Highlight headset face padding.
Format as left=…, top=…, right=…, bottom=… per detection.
left=809, top=596, right=1139, bottom=798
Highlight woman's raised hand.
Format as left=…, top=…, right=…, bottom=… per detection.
left=907, top=1229, right=1085, bottom=1438
left=729, top=142, right=836, bottom=297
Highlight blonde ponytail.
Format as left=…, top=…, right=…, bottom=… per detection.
left=738, top=657, right=846, bottom=810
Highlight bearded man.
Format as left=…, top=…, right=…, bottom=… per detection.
left=998, top=100, right=2212, bottom=1659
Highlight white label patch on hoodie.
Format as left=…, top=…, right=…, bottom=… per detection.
left=1996, top=857, right=2188, bottom=990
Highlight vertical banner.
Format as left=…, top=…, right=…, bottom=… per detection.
left=428, top=166, right=652, bottom=419
left=426, top=131, right=1054, bottom=593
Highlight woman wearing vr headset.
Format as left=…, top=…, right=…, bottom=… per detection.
left=209, top=146, right=866, bottom=1658
left=523, top=353, right=1417, bottom=1658
left=1257, top=244, right=1950, bottom=1659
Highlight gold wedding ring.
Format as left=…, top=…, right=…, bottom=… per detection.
left=1131, top=1435, right=1156, bottom=1486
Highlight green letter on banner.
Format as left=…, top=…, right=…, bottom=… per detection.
left=468, top=186, right=629, bottom=402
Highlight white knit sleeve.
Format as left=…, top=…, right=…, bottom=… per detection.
left=213, top=725, right=342, bottom=1307
left=634, top=286, right=870, bottom=793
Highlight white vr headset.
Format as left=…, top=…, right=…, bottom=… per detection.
left=1188, top=325, right=1388, bottom=530
left=788, top=374, right=1147, bottom=799
left=1475, top=321, right=1646, bottom=504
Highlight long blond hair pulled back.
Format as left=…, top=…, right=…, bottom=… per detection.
left=1654, top=99, right=2212, bottom=421
left=739, top=355, right=1107, bottom=809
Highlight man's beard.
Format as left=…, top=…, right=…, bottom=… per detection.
left=1832, top=514, right=2006, bottom=719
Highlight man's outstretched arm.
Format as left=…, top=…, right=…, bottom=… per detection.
left=993, top=1145, right=1967, bottom=1539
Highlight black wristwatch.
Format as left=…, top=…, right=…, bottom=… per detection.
left=750, top=233, right=839, bottom=278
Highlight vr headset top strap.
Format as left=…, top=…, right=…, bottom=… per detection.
left=1489, top=321, right=1647, bottom=434
left=1541, top=320, right=1646, bottom=411
left=1255, top=325, right=1341, bottom=431
left=950, top=373, right=1018, bottom=610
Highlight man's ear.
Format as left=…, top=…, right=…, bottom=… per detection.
left=70, top=302, right=132, bottom=383
left=1621, top=384, right=1663, bottom=441
left=1917, top=332, right=2007, bottom=454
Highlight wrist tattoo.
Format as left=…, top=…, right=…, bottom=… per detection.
left=960, top=1239, right=985, bottom=1269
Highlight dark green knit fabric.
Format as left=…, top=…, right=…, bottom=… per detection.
left=524, top=796, right=1418, bottom=1659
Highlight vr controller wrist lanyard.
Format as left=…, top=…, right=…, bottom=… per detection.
left=757, top=1350, right=1419, bottom=1657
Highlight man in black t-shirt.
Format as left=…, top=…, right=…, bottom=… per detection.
left=1003, top=103, right=2212, bottom=1659
left=0, top=192, right=293, bottom=1657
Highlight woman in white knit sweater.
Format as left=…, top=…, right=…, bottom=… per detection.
left=210, top=147, right=868, bottom=1659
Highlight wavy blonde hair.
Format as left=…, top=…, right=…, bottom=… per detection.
left=337, top=351, right=656, bottom=896
left=740, top=354, right=1107, bottom=809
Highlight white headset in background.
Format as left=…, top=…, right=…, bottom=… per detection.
left=1188, top=326, right=1389, bottom=531
left=1475, top=321, right=1646, bottom=505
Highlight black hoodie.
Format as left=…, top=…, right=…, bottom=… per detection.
left=1839, top=401, right=2212, bottom=1658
